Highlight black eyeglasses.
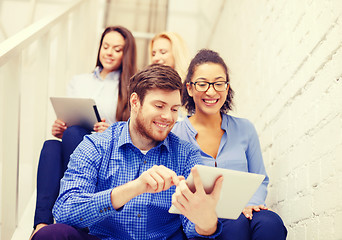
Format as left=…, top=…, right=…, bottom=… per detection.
left=190, top=81, right=229, bottom=92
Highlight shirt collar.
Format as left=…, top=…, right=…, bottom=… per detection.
left=93, top=66, right=121, bottom=81
left=93, top=66, right=102, bottom=79
left=118, top=119, right=170, bottom=152
left=183, top=113, right=229, bottom=134
left=183, top=117, right=198, bottom=138
left=221, top=113, right=229, bottom=131
left=118, top=120, right=134, bottom=148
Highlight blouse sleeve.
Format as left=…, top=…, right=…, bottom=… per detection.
left=246, top=121, right=269, bottom=206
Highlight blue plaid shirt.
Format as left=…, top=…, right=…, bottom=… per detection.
left=53, top=121, right=222, bottom=239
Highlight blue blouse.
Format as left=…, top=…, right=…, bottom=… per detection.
left=172, top=114, right=269, bottom=206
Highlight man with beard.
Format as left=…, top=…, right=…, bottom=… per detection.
left=32, top=64, right=223, bottom=240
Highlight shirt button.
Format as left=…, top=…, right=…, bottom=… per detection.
left=137, top=213, right=141, bottom=218
left=143, top=161, right=147, bottom=164
left=100, top=210, right=103, bottom=213
left=80, top=218, right=83, bottom=221
left=107, top=207, right=111, bottom=210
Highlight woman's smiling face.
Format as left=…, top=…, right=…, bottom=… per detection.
left=151, top=37, right=175, bottom=68
left=187, top=62, right=229, bottom=116
left=99, top=31, right=125, bottom=75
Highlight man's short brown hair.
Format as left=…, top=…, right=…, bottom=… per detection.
left=128, top=64, right=183, bottom=106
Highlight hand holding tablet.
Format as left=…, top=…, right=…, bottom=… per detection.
left=50, top=97, right=101, bottom=131
left=169, top=165, right=265, bottom=219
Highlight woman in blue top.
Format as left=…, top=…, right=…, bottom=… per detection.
left=172, top=49, right=287, bottom=240
left=31, top=26, right=137, bottom=238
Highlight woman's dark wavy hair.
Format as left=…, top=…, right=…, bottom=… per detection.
left=183, top=49, right=234, bottom=115
left=96, top=26, right=137, bottom=121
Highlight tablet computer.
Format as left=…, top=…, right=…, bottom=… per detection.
left=169, top=165, right=265, bottom=219
left=50, top=97, right=101, bottom=131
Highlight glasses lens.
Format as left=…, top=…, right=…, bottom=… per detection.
left=193, top=81, right=228, bottom=92
left=195, top=82, right=209, bottom=91
left=214, top=82, right=227, bottom=91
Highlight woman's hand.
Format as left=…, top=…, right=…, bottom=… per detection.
left=51, top=119, right=67, bottom=139
left=93, top=119, right=110, bottom=133
left=242, top=205, right=268, bottom=220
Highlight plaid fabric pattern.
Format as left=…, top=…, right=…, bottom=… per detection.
left=53, top=121, right=220, bottom=239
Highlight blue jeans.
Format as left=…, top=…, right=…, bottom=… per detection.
left=33, top=126, right=90, bottom=228
left=190, top=210, right=287, bottom=240
left=31, top=223, right=100, bottom=240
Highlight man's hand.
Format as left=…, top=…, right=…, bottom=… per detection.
left=52, top=119, right=67, bottom=139
left=135, top=165, right=184, bottom=194
left=242, top=205, right=268, bottom=220
left=171, top=167, right=223, bottom=236
left=111, top=165, right=184, bottom=210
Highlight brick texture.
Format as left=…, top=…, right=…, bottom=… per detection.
left=206, top=0, right=342, bottom=239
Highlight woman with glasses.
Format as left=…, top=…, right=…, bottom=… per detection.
left=172, top=49, right=287, bottom=240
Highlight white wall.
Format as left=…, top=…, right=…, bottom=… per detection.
left=0, top=0, right=71, bottom=41
left=209, top=1, right=342, bottom=239
left=0, top=1, right=104, bottom=238
left=167, top=0, right=226, bottom=57
left=168, top=0, right=342, bottom=239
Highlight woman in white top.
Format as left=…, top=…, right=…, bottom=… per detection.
left=31, top=26, right=137, bottom=238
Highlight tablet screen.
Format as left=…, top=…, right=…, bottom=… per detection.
left=169, top=165, right=265, bottom=219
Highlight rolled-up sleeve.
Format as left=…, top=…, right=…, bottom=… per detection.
left=52, top=136, right=121, bottom=228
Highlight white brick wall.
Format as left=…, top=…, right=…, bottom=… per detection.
left=202, top=0, right=342, bottom=239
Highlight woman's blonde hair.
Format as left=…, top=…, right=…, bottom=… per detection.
left=149, top=32, right=190, bottom=81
